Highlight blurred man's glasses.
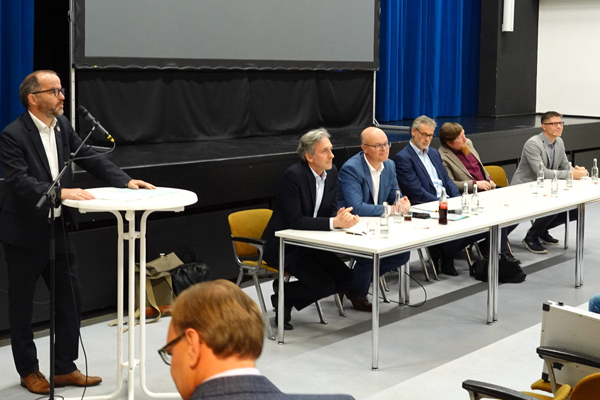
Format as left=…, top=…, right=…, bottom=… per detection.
left=543, top=122, right=564, bottom=127
left=31, top=87, right=66, bottom=98
left=415, top=128, right=434, bottom=139
left=363, top=142, right=391, bottom=151
left=158, top=333, right=185, bottom=365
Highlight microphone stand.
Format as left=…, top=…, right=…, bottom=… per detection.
left=35, top=125, right=100, bottom=400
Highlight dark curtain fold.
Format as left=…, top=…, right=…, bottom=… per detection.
left=0, top=0, right=34, bottom=130
left=77, top=70, right=373, bottom=144
left=376, top=0, right=481, bottom=122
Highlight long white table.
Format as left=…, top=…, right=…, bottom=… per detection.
left=64, top=187, right=197, bottom=400
left=275, top=179, right=600, bottom=370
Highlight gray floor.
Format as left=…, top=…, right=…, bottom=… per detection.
left=1, top=204, right=600, bottom=399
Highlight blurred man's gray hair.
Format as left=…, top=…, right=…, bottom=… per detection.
left=297, top=128, right=331, bottom=161
left=411, top=115, right=437, bottom=130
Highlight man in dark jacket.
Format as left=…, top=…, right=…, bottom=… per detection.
left=0, top=70, right=155, bottom=394
left=262, top=128, right=358, bottom=329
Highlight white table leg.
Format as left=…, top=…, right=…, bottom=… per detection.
left=576, top=203, right=585, bottom=288
left=277, top=238, right=285, bottom=344
left=138, top=211, right=180, bottom=398
left=487, top=225, right=500, bottom=324
left=372, top=254, right=380, bottom=371
left=126, top=211, right=137, bottom=400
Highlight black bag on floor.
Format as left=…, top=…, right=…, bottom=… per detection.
left=470, top=258, right=526, bottom=283
left=171, top=261, right=210, bottom=296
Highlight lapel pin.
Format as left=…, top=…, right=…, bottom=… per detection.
left=56, top=127, right=60, bottom=132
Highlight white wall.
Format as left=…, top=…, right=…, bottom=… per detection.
left=537, top=0, right=600, bottom=117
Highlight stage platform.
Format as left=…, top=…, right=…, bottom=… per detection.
left=1, top=114, right=600, bottom=333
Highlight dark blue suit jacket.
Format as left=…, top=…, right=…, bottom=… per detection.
left=393, top=143, right=459, bottom=204
left=337, top=151, right=400, bottom=216
left=189, top=375, right=355, bottom=400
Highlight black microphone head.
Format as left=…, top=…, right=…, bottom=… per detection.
left=77, top=106, right=93, bottom=122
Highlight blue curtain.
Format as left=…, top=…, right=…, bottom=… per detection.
left=0, top=0, right=34, bottom=131
left=376, top=0, right=481, bottom=122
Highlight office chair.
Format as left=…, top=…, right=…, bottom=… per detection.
left=228, top=208, right=344, bottom=340
left=462, top=347, right=600, bottom=400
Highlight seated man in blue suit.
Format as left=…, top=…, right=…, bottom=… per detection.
left=393, top=115, right=471, bottom=276
left=338, top=127, right=410, bottom=311
left=162, top=280, right=355, bottom=400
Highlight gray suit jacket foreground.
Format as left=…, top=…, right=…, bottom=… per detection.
left=511, top=132, right=570, bottom=185
left=438, top=138, right=493, bottom=192
left=189, top=375, right=355, bottom=400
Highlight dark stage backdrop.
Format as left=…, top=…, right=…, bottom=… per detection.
left=76, top=70, right=373, bottom=144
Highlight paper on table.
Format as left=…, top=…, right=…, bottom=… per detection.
left=92, top=187, right=179, bottom=202
left=429, top=213, right=468, bottom=221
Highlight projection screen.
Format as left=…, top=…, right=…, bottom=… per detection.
left=73, top=0, right=380, bottom=70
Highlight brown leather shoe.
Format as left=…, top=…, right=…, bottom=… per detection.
left=55, top=370, right=102, bottom=387
left=346, top=291, right=373, bottom=312
left=20, top=371, right=50, bottom=394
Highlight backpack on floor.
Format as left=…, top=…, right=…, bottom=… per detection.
left=470, top=258, right=526, bottom=283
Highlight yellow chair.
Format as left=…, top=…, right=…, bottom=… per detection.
left=228, top=209, right=343, bottom=340
left=463, top=373, right=600, bottom=400
left=484, top=165, right=509, bottom=188
left=462, top=346, right=600, bottom=400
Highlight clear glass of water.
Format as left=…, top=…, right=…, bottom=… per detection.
left=530, top=183, right=539, bottom=197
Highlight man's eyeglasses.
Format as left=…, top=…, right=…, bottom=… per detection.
left=415, top=128, right=434, bottom=139
left=363, top=142, right=391, bottom=151
left=31, top=87, right=66, bottom=98
left=543, top=122, right=565, bottom=127
left=158, top=333, right=185, bottom=365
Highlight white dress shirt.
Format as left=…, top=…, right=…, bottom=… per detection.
left=364, top=154, right=384, bottom=205
left=409, top=141, right=443, bottom=199
left=309, top=167, right=334, bottom=230
left=29, top=111, right=61, bottom=217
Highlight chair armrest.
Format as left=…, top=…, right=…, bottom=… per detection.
left=537, top=346, right=600, bottom=369
left=231, top=236, right=266, bottom=247
left=462, top=380, right=539, bottom=400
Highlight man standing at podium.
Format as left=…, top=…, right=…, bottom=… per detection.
left=0, top=70, right=155, bottom=395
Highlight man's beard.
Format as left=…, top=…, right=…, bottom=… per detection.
left=460, top=146, right=470, bottom=156
left=40, top=101, right=64, bottom=119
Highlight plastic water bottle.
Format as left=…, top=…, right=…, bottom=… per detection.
left=393, top=190, right=403, bottom=223
left=471, top=185, right=479, bottom=215
left=537, top=162, right=545, bottom=188
left=592, top=159, right=598, bottom=184
left=551, top=170, right=558, bottom=198
left=380, top=202, right=390, bottom=238
left=461, top=182, right=470, bottom=215
left=438, top=187, right=448, bottom=225
left=566, top=162, right=574, bottom=188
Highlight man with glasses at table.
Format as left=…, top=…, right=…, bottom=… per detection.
left=511, top=111, right=587, bottom=254
left=0, top=70, right=155, bottom=394
left=393, top=115, right=473, bottom=276
left=159, top=280, right=355, bottom=400
left=337, top=127, right=411, bottom=311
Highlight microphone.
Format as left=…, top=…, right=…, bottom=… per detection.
left=77, top=106, right=114, bottom=143
left=448, top=209, right=463, bottom=215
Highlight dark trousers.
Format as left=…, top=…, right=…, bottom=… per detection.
left=528, top=209, right=578, bottom=238
left=4, top=225, right=81, bottom=377
left=352, top=252, right=410, bottom=297
left=283, top=248, right=353, bottom=311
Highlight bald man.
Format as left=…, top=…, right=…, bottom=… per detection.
left=337, top=127, right=410, bottom=312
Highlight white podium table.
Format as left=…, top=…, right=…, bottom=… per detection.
left=63, top=187, right=198, bottom=400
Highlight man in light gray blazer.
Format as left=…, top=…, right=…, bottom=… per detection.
left=159, top=280, right=355, bottom=400
left=511, top=111, right=587, bottom=254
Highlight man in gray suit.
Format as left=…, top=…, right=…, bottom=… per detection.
left=159, top=280, right=355, bottom=400
left=511, top=111, right=587, bottom=254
